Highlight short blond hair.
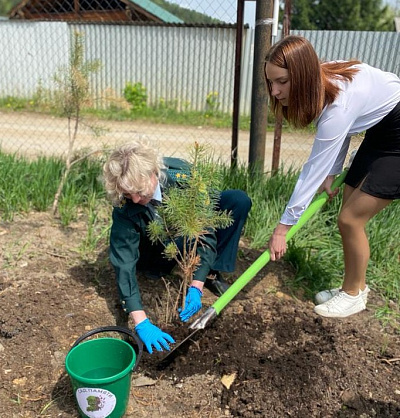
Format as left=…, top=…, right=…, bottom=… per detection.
left=103, top=141, right=165, bottom=206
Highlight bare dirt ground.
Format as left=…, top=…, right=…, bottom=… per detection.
left=1, top=211, right=399, bottom=418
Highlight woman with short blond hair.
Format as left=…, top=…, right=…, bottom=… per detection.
left=103, top=141, right=252, bottom=353
left=103, top=141, right=165, bottom=207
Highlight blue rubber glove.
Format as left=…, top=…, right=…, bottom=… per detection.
left=135, top=319, right=175, bottom=354
left=179, top=286, right=203, bottom=322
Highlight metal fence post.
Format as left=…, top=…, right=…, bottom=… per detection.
left=231, top=0, right=245, bottom=168
left=272, top=0, right=291, bottom=174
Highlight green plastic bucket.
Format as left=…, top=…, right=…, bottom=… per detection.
left=65, top=326, right=143, bottom=418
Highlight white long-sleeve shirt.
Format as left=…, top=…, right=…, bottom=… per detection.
left=280, top=63, right=400, bottom=225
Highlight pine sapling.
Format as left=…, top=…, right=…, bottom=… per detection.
left=147, top=143, right=232, bottom=322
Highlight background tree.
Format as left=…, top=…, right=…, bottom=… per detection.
left=289, top=0, right=318, bottom=30
left=290, top=0, right=395, bottom=31
left=0, top=0, right=19, bottom=16
left=152, top=0, right=224, bottom=24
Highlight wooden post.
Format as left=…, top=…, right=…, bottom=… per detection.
left=248, top=0, right=273, bottom=172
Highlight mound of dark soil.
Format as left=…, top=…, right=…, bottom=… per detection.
left=0, top=212, right=399, bottom=417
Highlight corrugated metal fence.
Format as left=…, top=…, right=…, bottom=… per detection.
left=73, top=23, right=237, bottom=113
left=290, top=30, right=400, bottom=75
left=1, top=23, right=398, bottom=115
left=0, top=21, right=399, bottom=167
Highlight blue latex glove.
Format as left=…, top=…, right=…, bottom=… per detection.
left=135, top=319, right=175, bottom=354
left=179, top=286, right=203, bottom=322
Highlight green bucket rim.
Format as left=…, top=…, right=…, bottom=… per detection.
left=65, top=337, right=136, bottom=385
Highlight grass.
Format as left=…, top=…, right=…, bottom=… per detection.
left=0, top=94, right=307, bottom=133
left=84, top=106, right=256, bottom=131
left=218, top=161, right=400, bottom=322
left=0, top=150, right=398, bottom=322
left=0, top=95, right=255, bottom=130
left=0, top=94, right=321, bottom=137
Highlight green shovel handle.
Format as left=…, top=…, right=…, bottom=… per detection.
left=212, top=169, right=347, bottom=315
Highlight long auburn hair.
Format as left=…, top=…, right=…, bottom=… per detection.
left=265, top=35, right=361, bottom=128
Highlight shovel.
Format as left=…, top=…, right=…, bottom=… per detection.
left=159, top=168, right=348, bottom=364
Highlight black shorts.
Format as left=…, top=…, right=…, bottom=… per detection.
left=345, top=100, right=400, bottom=199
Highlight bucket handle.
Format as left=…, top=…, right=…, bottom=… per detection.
left=71, top=326, right=143, bottom=372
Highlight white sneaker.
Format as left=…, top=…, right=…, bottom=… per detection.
left=314, top=290, right=366, bottom=318
left=315, top=285, right=370, bottom=305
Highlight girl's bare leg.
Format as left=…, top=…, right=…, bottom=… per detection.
left=338, top=185, right=392, bottom=296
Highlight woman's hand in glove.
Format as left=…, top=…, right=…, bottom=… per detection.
left=135, top=318, right=175, bottom=354
left=178, top=286, right=203, bottom=322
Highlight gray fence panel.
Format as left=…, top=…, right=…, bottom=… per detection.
left=239, top=28, right=254, bottom=116
left=0, top=21, right=69, bottom=97
left=1, top=23, right=398, bottom=115
left=288, top=30, right=400, bottom=75
left=71, top=24, right=237, bottom=113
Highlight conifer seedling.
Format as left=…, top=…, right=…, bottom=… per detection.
left=147, top=143, right=233, bottom=320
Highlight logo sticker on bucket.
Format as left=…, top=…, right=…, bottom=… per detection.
left=76, top=388, right=116, bottom=417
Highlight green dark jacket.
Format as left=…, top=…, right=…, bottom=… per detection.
left=109, top=158, right=217, bottom=314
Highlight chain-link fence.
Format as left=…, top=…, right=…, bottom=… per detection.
left=0, top=1, right=399, bottom=169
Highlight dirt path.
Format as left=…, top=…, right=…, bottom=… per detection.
left=0, top=110, right=317, bottom=169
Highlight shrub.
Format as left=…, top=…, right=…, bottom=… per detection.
left=123, top=82, right=148, bottom=111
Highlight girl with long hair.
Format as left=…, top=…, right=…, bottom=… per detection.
left=265, top=35, right=400, bottom=318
